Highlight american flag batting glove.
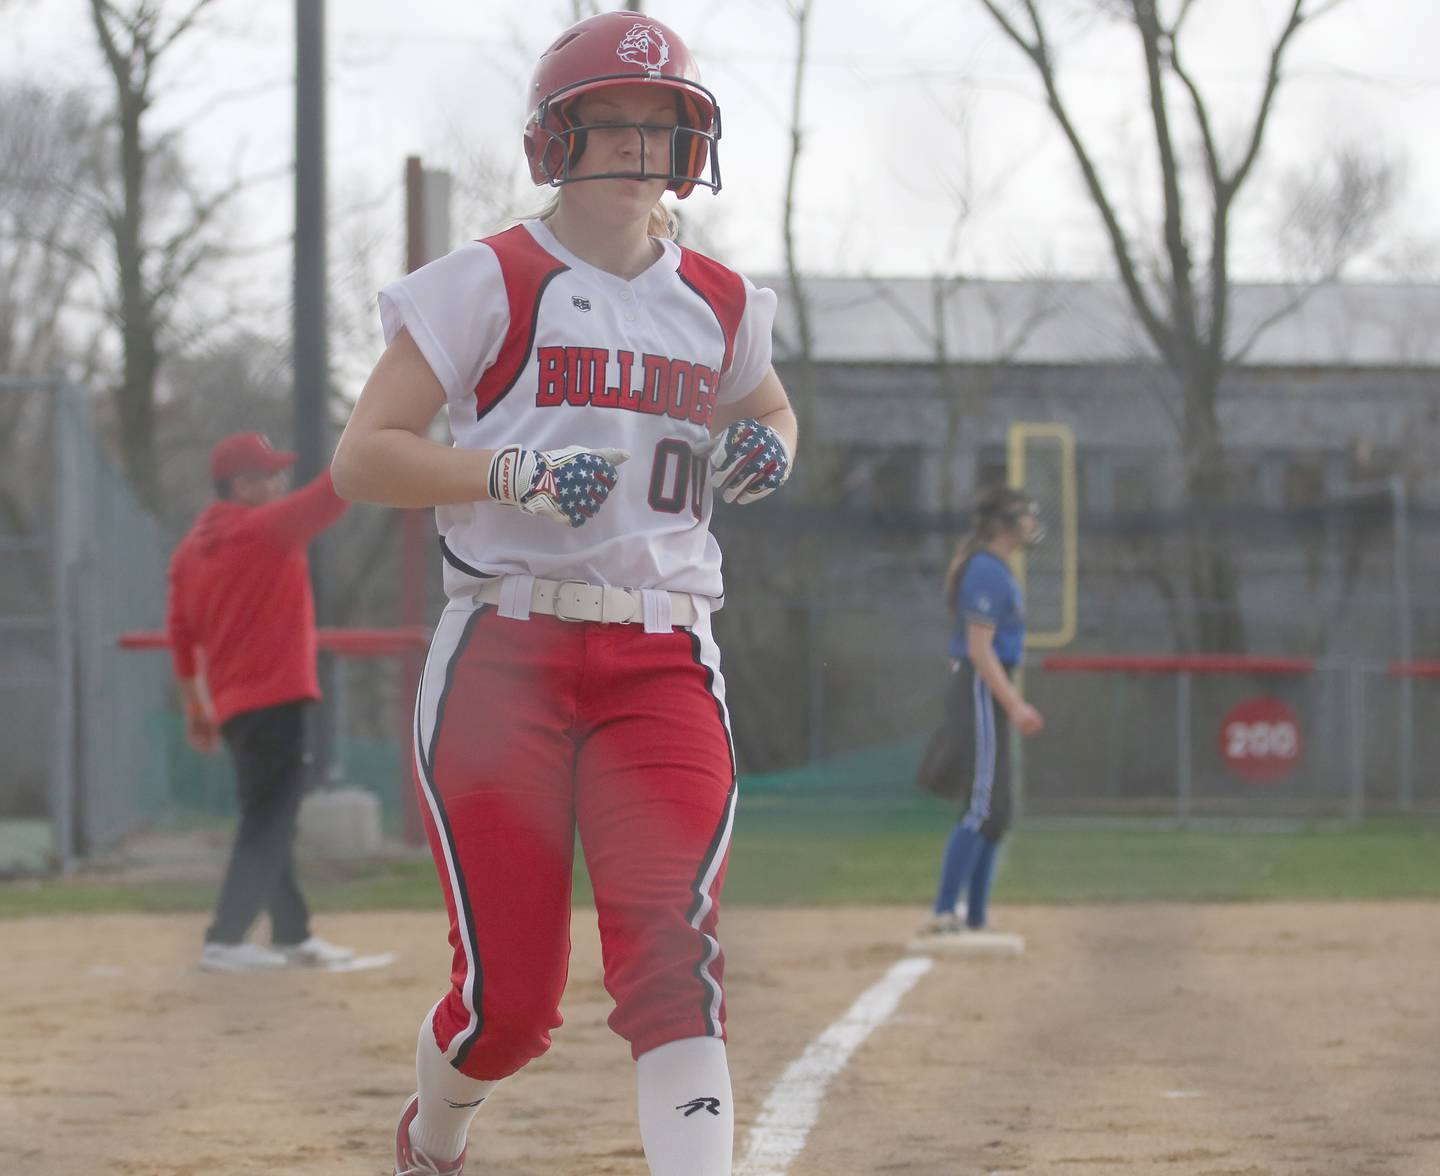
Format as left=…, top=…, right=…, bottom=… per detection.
left=696, top=419, right=791, bottom=505
left=488, top=444, right=630, bottom=527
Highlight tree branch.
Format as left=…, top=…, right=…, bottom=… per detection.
left=150, top=173, right=248, bottom=296
left=88, top=1, right=130, bottom=83
left=1225, top=0, right=1308, bottom=200
left=155, top=0, right=221, bottom=57
left=0, top=230, right=107, bottom=285
left=1162, top=36, right=1226, bottom=355
left=1132, top=0, right=1198, bottom=352
left=1163, top=37, right=1221, bottom=201
left=863, top=276, right=934, bottom=351
left=976, top=0, right=1175, bottom=363
left=1225, top=282, right=1324, bottom=366
left=1171, top=0, right=1201, bottom=39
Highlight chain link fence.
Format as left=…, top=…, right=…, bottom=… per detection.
left=5, top=378, right=1438, bottom=873
left=0, top=379, right=168, bottom=872
left=0, top=378, right=57, bottom=871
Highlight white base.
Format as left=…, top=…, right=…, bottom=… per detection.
left=297, top=788, right=382, bottom=858
left=907, top=930, right=1025, bottom=957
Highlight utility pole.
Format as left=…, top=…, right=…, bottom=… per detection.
left=399, top=156, right=450, bottom=842
left=295, top=0, right=332, bottom=784
left=294, top=0, right=327, bottom=484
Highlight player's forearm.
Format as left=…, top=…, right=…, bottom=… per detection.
left=753, top=405, right=798, bottom=461
left=258, top=468, right=350, bottom=544
left=178, top=676, right=211, bottom=717
left=332, top=428, right=497, bottom=508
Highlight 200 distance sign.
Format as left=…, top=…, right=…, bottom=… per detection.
left=1219, top=697, right=1304, bottom=783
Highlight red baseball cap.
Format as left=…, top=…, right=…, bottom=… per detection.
left=209, top=432, right=297, bottom=481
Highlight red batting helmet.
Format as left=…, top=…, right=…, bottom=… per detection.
left=523, top=11, right=721, bottom=199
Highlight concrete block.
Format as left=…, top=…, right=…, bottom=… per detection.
left=298, top=788, right=382, bottom=858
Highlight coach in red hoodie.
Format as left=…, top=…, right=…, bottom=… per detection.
left=167, top=432, right=353, bottom=974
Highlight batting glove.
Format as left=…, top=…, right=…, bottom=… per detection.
left=695, top=419, right=791, bottom=505
left=488, top=444, right=630, bottom=527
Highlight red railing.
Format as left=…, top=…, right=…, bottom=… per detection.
left=117, top=627, right=429, bottom=656
left=1044, top=654, right=1435, bottom=680
left=119, top=626, right=431, bottom=843
left=1042, top=653, right=1315, bottom=675
left=1388, top=661, right=1440, bottom=678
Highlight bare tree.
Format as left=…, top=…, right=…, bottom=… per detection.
left=861, top=84, right=1065, bottom=519
left=0, top=85, right=113, bottom=535
left=1273, top=143, right=1399, bottom=289
left=86, top=0, right=235, bottom=511
left=0, top=86, right=109, bottom=380
left=972, top=0, right=1377, bottom=651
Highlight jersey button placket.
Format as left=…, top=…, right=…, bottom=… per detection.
left=620, top=285, right=638, bottom=323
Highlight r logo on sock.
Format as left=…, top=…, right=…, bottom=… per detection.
left=675, top=1097, right=722, bottom=1118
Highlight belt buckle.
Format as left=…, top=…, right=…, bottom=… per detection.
left=551, top=579, right=594, bottom=623
left=610, top=586, right=639, bottom=625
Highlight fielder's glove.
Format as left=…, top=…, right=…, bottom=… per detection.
left=695, top=419, right=791, bottom=505
left=488, top=444, right=629, bottom=527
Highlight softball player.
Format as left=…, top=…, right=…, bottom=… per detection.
left=332, top=13, right=797, bottom=1176
left=921, top=487, right=1045, bottom=937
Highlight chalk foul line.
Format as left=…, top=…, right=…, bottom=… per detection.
left=736, top=954, right=934, bottom=1175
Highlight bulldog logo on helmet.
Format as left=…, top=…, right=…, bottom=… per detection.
left=616, top=22, right=670, bottom=72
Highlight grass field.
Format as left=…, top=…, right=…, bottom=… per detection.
left=3, top=795, right=1438, bottom=918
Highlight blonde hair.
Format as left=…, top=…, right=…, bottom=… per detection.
left=529, top=194, right=676, bottom=240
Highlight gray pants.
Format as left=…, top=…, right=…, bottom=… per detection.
left=205, top=700, right=312, bottom=946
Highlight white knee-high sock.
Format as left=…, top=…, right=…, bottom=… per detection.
left=410, top=1003, right=501, bottom=1163
left=636, top=1037, right=734, bottom=1176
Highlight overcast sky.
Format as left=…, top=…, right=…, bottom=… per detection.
left=6, top=0, right=1437, bottom=291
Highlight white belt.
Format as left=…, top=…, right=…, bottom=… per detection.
left=472, top=575, right=699, bottom=631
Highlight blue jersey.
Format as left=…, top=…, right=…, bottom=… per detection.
left=948, top=550, right=1025, bottom=667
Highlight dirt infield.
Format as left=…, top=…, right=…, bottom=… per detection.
left=2, top=902, right=1437, bottom=1175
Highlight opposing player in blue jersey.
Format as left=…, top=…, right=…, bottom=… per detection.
left=921, top=486, right=1045, bottom=937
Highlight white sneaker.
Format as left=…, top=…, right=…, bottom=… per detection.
left=276, top=935, right=355, bottom=967
left=199, top=942, right=289, bottom=973
left=917, top=913, right=963, bottom=937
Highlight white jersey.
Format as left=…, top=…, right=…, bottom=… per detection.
left=378, top=219, right=776, bottom=602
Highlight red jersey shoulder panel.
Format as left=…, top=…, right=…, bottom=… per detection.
left=473, top=225, right=570, bottom=421
left=676, top=248, right=746, bottom=377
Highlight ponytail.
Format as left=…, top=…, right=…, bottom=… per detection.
left=943, top=535, right=980, bottom=611
left=647, top=200, right=677, bottom=240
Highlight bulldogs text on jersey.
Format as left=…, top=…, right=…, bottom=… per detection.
left=377, top=218, right=777, bottom=601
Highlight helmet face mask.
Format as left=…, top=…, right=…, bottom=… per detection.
left=1019, top=507, right=1046, bottom=548
left=524, top=15, right=723, bottom=199
left=996, top=498, right=1042, bottom=546
left=979, top=489, right=1046, bottom=549
left=1003, top=500, right=1046, bottom=548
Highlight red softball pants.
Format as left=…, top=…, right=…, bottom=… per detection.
left=414, top=602, right=736, bottom=1080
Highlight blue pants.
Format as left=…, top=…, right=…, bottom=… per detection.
left=931, top=661, right=1011, bottom=925
left=932, top=824, right=1001, bottom=927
